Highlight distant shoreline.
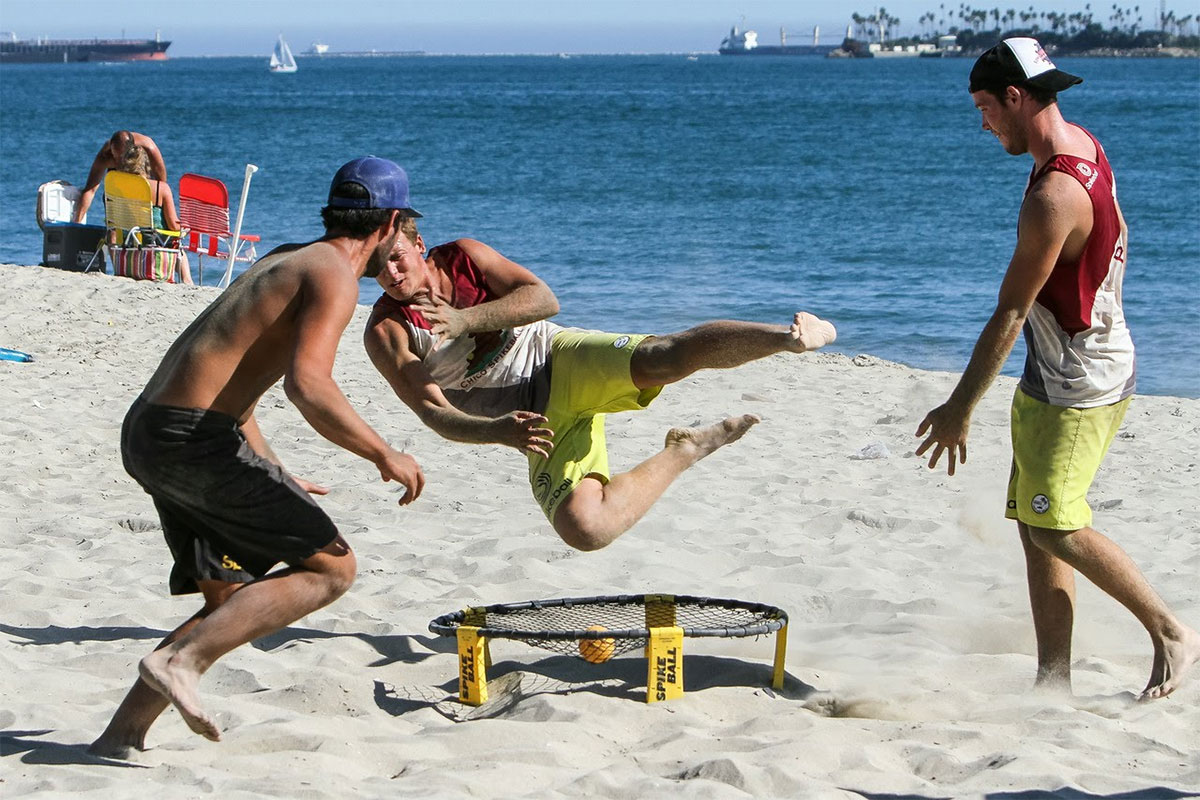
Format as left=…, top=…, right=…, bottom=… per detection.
left=909, top=45, right=1198, bottom=58
left=1061, top=45, right=1198, bottom=57
left=4, top=49, right=1191, bottom=62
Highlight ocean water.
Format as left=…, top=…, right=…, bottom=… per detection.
left=1, top=54, right=1196, bottom=396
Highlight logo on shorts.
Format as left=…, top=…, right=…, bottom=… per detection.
left=534, top=472, right=553, bottom=504
left=533, top=472, right=573, bottom=511
left=221, top=555, right=244, bottom=571
left=1031, top=494, right=1050, bottom=514
left=613, top=336, right=630, bottom=349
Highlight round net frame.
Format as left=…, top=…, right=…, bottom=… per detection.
left=429, top=593, right=788, bottom=658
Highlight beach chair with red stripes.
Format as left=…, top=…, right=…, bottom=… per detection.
left=178, top=173, right=260, bottom=286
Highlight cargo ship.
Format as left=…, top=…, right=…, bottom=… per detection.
left=718, top=24, right=838, bottom=56
left=0, top=31, right=171, bottom=63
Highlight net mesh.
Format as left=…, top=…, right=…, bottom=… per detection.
left=429, top=594, right=787, bottom=657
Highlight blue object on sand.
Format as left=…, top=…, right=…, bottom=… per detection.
left=0, top=347, right=34, bottom=363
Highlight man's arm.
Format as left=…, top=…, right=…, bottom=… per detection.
left=413, top=238, right=559, bottom=343
left=364, top=311, right=554, bottom=457
left=916, top=173, right=1090, bottom=475
left=144, top=138, right=167, bottom=183
left=239, top=412, right=282, bottom=464
left=285, top=268, right=424, bottom=503
left=72, top=149, right=110, bottom=223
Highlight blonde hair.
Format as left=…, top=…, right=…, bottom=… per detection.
left=120, top=144, right=151, bottom=178
left=398, top=216, right=420, bottom=244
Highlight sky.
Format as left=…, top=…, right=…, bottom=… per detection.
left=0, top=0, right=1173, bottom=56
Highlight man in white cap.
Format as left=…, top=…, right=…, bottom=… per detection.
left=90, top=157, right=426, bottom=756
left=916, top=38, right=1198, bottom=700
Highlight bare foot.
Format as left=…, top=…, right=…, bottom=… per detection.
left=138, top=649, right=221, bottom=741
left=786, top=312, right=837, bottom=352
left=86, top=735, right=142, bottom=760
left=665, top=414, right=761, bottom=463
left=1139, top=623, right=1200, bottom=701
left=1032, top=671, right=1072, bottom=697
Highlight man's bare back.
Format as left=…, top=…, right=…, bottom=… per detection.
left=143, top=242, right=350, bottom=420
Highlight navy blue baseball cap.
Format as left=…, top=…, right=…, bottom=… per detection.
left=327, top=156, right=422, bottom=217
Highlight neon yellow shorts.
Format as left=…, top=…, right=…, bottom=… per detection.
left=1005, top=388, right=1130, bottom=531
left=527, top=330, right=662, bottom=522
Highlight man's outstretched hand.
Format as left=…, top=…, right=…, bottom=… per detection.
left=493, top=411, right=555, bottom=459
left=290, top=476, right=330, bottom=495
left=378, top=449, right=426, bottom=505
left=916, top=403, right=970, bottom=476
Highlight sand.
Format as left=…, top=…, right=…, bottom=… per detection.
left=1, top=262, right=1197, bottom=798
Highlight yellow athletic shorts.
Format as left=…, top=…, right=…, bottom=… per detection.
left=527, top=330, right=662, bottom=522
left=1005, top=387, right=1130, bottom=531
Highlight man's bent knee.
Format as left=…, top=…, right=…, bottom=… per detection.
left=552, top=518, right=615, bottom=552
left=549, top=510, right=614, bottom=554
left=304, top=536, right=357, bottom=599
left=629, top=335, right=681, bottom=389
left=551, top=481, right=621, bottom=552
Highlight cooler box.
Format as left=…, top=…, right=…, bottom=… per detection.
left=42, top=223, right=106, bottom=272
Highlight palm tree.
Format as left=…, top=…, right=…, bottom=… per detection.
left=877, top=7, right=894, bottom=42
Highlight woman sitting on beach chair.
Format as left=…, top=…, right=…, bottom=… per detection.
left=114, top=146, right=193, bottom=284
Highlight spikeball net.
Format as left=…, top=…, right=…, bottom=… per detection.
left=428, top=594, right=789, bottom=705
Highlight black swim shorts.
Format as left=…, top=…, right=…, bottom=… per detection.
left=121, top=397, right=340, bottom=595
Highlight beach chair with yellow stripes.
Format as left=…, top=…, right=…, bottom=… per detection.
left=102, top=171, right=187, bottom=283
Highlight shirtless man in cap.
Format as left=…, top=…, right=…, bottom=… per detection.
left=73, top=130, right=167, bottom=223
left=364, top=215, right=837, bottom=552
left=90, top=157, right=426, bottom=757
left=916, top=38, right=1199, bottom=700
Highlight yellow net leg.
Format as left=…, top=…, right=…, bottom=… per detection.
left=456, top=626, right=488, bottom=706
left=461, top=606, right=492, bottom=686
left=644, top=595, right=676, bottom=658
left=772, top=623, right=788, bottom=690
left=646, top=625, right=684, bottom=703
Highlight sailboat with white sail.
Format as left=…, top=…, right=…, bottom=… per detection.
left=269, top=34, right=297, bottom=73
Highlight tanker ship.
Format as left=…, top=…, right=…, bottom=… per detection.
left=0, top=31, right=171, bottom=63
left=718, top=24, right=838, bottom=56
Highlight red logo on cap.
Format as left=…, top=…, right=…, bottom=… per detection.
left=1033, top=43, right=1052, bottom=65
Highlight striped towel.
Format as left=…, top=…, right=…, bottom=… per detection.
left=111, top=247, right=179, bottom=283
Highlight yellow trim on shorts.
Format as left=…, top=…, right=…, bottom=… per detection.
left=1005, top=388, right=1129, bottom=531
left=526, top=331, right=662, bottom=522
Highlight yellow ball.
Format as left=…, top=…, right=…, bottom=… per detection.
left=578, top=625, right=616, bottom=663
